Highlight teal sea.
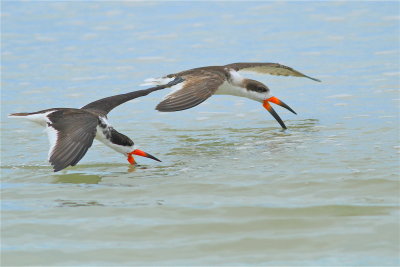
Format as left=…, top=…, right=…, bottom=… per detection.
left=1, top=1, right=399, bottom=266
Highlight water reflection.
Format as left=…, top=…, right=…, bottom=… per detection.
left=51, top=164, right=157, bottom=183
left=165, top=119, right=320, bottom=157
left=289, top=119, right=320, bottom=132
left=55, top=199, right=104, bottom=207
left=128, top=165, right=137, bottom=173
left=52, top=173, right=102, bottom=184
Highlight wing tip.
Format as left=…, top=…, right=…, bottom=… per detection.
left=155, top=101, right=190, bottom=112
left=155, top=104, right=175, bottom=112
left=306, top=76, right=321, bottom=82
left=50, top=162, right=65, bottom=172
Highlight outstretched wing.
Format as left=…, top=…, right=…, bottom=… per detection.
left=156, top=71, right=225, bottom=112
left=46, top=109, right=98, bottom=172
left=224, top=62, right=321, bottom=82
left=81, top=77, right=184, bottom=116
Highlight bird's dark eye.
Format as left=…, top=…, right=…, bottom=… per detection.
left=256, top=86, right=267, bottom=93
left=246, top=82, right=269, bottom=93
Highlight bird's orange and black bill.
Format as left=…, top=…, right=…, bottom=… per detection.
left=263, top=101, right=287, bottom=129
left=263, top=96, right=297, bottom=129
left=266, top=96, right=297, bottom=115
left=127, top=149, right=161, bottom=165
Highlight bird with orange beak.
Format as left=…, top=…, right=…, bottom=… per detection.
left=8, top=78, right=182, bottom=172
left=141, top=62, right=320, bottom=129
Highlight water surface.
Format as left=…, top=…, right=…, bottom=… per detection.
left=1, top=1, right=399, bottom=266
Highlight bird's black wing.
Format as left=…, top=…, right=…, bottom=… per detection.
left=81, top=77, right=184, bottom=116
left=46, top=109, right=98, bottom=172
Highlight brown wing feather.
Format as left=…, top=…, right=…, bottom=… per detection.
left=47, top=109, right=98, bottom=172
left=225, top=62, right=321, bottom=82
left=156, top=71, right=225, bottom=112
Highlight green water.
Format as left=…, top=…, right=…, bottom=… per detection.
left=1, top=1, right=399, bottom=266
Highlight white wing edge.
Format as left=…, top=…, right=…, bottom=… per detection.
left=140, top=77, right=175, bottom=86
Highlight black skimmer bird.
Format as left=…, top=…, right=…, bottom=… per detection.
left=9, top=78, right=182, bottom=172
left=142, top=62, right=321, bottom=129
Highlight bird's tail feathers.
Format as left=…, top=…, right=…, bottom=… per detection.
left=8, top=112, right=32, bottom=117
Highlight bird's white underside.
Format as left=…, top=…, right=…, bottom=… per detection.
left=46, top=125, right=58, bottom=160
